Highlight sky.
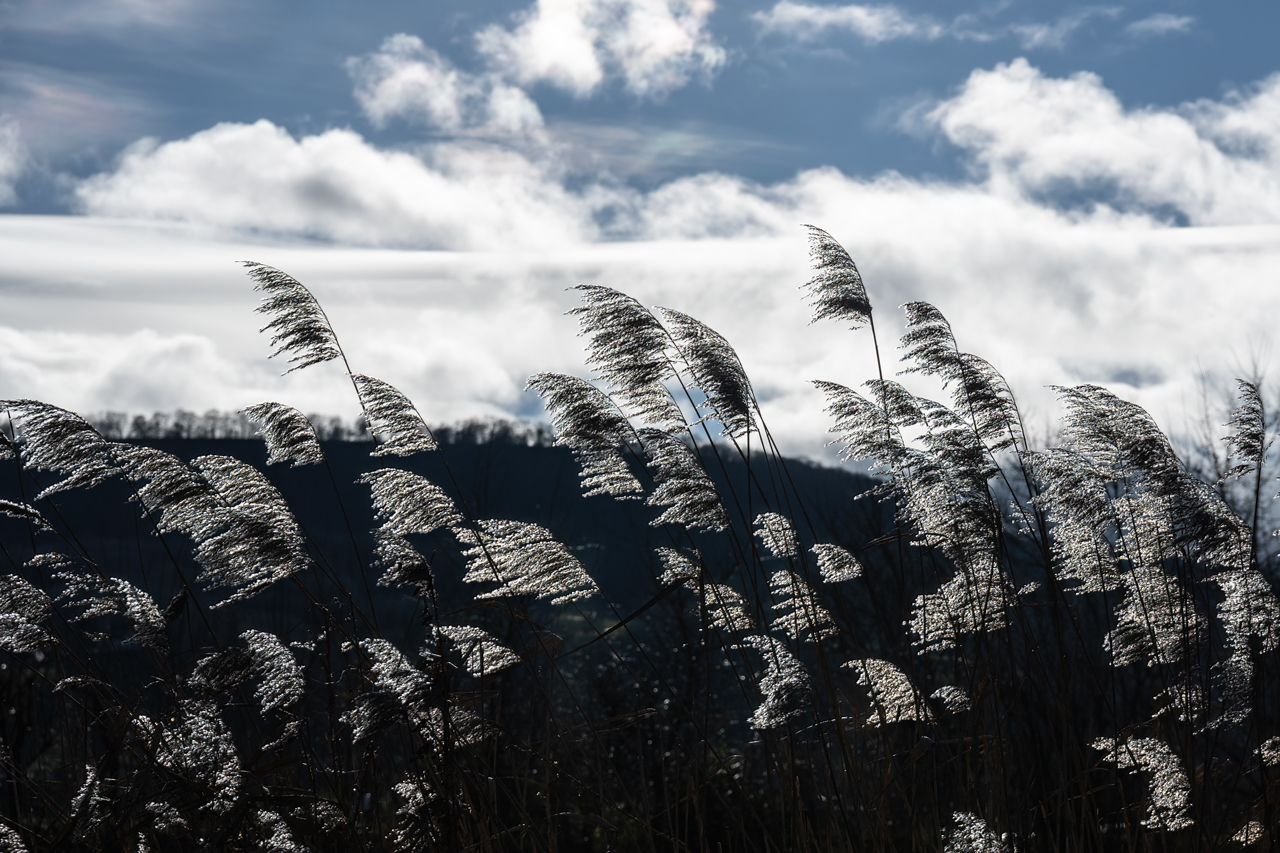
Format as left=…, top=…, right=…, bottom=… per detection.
left=2, top=0, right=1279, bottom=460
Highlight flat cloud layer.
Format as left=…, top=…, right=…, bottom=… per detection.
left=8, top=60, right=1280, bottom=459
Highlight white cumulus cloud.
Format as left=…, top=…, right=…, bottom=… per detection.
left=476, top=0, right=725, bottom=99
left=926, top=59, right=1280, bottom=225
left=346, top=34, right=544, bottom=137
left=73, top=120, right=611, bottom=249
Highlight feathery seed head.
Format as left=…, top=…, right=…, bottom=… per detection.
left=1225, top=379, right=1269, bottom=474
left=58, top=573, right=169, bottom=655
left=134, top=699, right=242, bottom=814
left=351, top=374, right=438, bottom=456
left=244, top=262, right=342, bottom=374
left=439, top=625, right=521, bottom=677
left=803, top=225, right=872, bottom=328
left=241, top=629, right=305, bottom=715
left=656, top=547, right=700, bottom=585
left=1092, top=736, right=1193, bottom=831
left=754, top=512, right=799, bottom=560
left=943, top=813, right=1009, bottom=853
left=458, top=519, right=598, bottom=605
left=0, top=500, right=49, bottom=532
left=569, top=285, right=683, bottom=427
left=0, top=401, right=116, bottom=499
left=810, top=543, right=863, bottom=582
left=362, top=469, right=462, bottom=536
left=242, top=402, right=324, bottom=467
left=187, top=456, right=310, bottom=606
left=931, top=685, right=971, bottom=714
left=769, top=570, right=836, bottom=641
left=742, top=635, right=810, bottom=729
left=658, top=307, right=755, bottom=438
left=847, top=658, right=929, bottom=724
left=1105, top=565, right=1204, bottom=668
left=640, top=428, right=728, bottom=532
left=703, top=583, right=755, bottom=632
left=526, top=372, right=644, bottom=498
left=372, top=529, right=435, bottom=590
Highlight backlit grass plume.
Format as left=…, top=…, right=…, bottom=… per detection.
left=802, top=224, right=872, bottom=329
left=570, top=284, right=683, bottom=427
left=242, top=402, right=324, bottom=467
left=659, top=307, right=755, bottom=438
left=640, top=428, right=729, bottom=532
left=245, top=261, right=343, bottom=374
left=526, top=372, right=644, bottom=498
left=2, top=227, right=1280, bottom=852
left=352, top=373, right=438, bottom=456
left=458, top=519, right=598, bottom=605
left=1, top=400, right=116, bottom=498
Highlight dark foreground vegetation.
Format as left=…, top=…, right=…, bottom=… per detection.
left=0, top=228, right=1277, bottom=852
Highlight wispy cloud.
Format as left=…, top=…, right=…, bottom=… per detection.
left=1125, top=13, right=1194, bottom=39
left=751, top=2, right=947, bottom=43
left=0, top=62, right=156, bottom=156
left=1009, top=6, right=1120, bottom=50
left=476, top=0, right=726, bottom=99
left=754, top=2, right=1123, bottom=51
left=2, top=0, right=211, bottom=35
left=346, top=35, right=544, bottom=138
left=0, top=116, right=24, bottom=206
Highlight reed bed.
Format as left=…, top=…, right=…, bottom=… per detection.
left=0, top=227, right=1276, bottom=852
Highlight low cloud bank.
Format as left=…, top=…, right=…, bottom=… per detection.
left=6, top=60, right=1279, bottom=458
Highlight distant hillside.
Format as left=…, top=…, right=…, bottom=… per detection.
left=1, top=433, right=884, bottom=639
